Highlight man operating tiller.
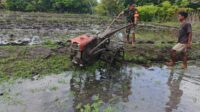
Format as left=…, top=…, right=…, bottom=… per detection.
left=117, top=2, right=139, bottom=47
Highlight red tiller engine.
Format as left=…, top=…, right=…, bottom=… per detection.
left=67, top=34, right=99, bottom=66
left=67, top=24, right=133, bottom=66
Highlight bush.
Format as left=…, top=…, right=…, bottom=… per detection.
left=95, top=0, right=125, bottom=16
left=25, top=3, right=37, bottom=12
left=176, top=0, right=189, bottom=7
left=0, top=0, right=6, bottom=9
left=94, top=3, right=108, bottom=15
left=137, top=1, right=192, bottom=22
left=157, top=1, right=178, bottom=21
left=6, top=0, right=28, bottom=11
left=138, top=5, right=159, bottom=21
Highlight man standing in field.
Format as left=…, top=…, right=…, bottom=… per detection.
left=118, top=2, right=139, bottom=47
left=166, top=11, right=192, bottom=69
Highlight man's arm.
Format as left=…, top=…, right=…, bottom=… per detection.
left=187, top=23, right=192, bottom=48
left=134, top=16, right=138, bottom=24
left=188, top=32, right=192, bottom=48
left=134, top=10, right=139, bottom=25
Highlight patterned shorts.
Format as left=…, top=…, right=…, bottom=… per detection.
left=126, top=25, right=135, bottom=34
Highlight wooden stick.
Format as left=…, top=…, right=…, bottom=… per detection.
left=105, top=11, right=124, bottom=31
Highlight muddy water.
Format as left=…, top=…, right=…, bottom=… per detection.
left=0, top=64, right=200, bottom=112
left=0, top=27, right=100, bottom=45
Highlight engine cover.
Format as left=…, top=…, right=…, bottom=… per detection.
left=68, top=34, right=95, bottom=51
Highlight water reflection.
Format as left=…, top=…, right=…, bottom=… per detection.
left=70, top=65, right=132, bottom=111
left=0, top=65, right=199, bottom=112
left=166, top=68, right=184, bottom=112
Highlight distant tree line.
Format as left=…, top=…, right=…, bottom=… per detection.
left=0, top=0, right=199, bottom=13
left=0, top=0, right=97, bottom=13
left=0, top=0, right=199, bottom=22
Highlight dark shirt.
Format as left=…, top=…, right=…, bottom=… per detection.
left=124, top=9, right=138, bottom=23
left=178, top=22, right=192, bottom=44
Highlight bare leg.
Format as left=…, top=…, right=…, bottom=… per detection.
left=171, top=50, right=176, bottom=64
left=181, top=52, right=188, bottom=69
left=166, top=50, right=176, bottom=66
left=126, top=26, right=131, bottom=43
left=132, top=33, right=135, bottom=47
left=126, top=34, right=130, bottom=43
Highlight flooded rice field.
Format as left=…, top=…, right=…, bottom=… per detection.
left=0, top=12, right=200, bottom=112
left=0, top=63, right=200, bottom=112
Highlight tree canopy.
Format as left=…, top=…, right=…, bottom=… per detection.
left=0, top=0, right=199, bottom=13
left=4, top=0, right=97, bottom=13
left=0, top=0, right=199, bottom=22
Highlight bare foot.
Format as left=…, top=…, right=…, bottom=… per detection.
left=132, top=41, right=135, bottom=47
left=165, top=61, right=175, bottom=67
left=181, top=63, right=187, bottom=69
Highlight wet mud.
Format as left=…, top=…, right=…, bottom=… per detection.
left=0, top=12, right=199, bottom=46
left=0, top=64, right=200, bottom=112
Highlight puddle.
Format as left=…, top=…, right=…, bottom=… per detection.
left=0, top=64, right=200, bottom=112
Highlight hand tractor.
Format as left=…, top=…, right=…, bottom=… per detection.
left=67, top=23, right=133, bottom=66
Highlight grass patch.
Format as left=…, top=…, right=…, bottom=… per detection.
left=152, top=21, right=200, bottom=31
left=136, top=30, right=176, bottom=42
left=0, top=11, right=112, bottom=25
left=0, top=55, right=70, bottom=81
left=0, top=45, right=71, bottom=83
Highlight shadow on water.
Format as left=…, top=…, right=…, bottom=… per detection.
left=165, top=68, right=184, bottom=112
left=70, top=63, right=200, bottom=112
left=70, top=64, right=132, bottom=111
left=0, top=62, right=200, bottom=112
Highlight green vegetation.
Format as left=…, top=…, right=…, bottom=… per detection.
left=0, top=45, right=71, bottom=83
left=0, top=91, right=22, bottom=105
left=95, top=0, right=128, bottom=16
left=95, top=0, right=198, bottom=22
left=4, top=0, right=97, bottom=13
left=124, top=42, right=200, bottom=65
left=152, top=21, right=200, bottom=31
left=0, top=0, right=199, bottom=22
left=0, top=10, right=111, bottom=25
left=138, top=1, right=187, bottom=22
left=76, top=95, right=115, bottom=112
left=0, top=30, right=200, bottom=83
